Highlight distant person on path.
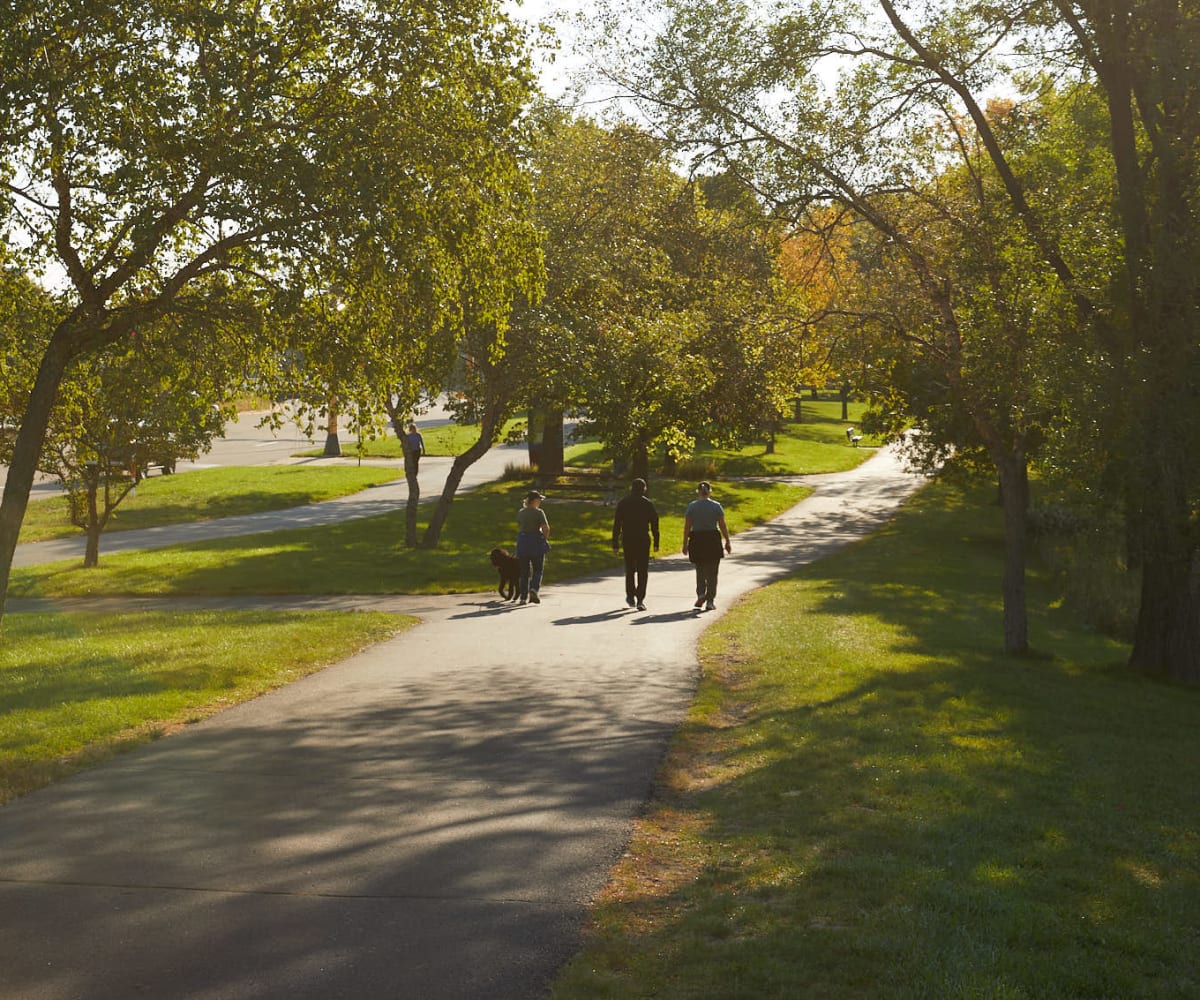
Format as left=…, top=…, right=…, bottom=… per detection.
left=515, top=489, right=551, bottom=605
left=682, top=481, right=731, bottom=611
left=405, top=423, right=425, bottom=472
left=612, top=477, right=660, bottom=611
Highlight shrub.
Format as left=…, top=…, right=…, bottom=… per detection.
left=673, top=456, right=719, bottom=481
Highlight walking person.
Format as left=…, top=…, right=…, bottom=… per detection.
left=515, top=489, right=551, bottom=605
left=682, top=481, right=731, bottom=611
left=405, top=423, right=425, bottom=472
left=612, top=477, right=660, bottom=611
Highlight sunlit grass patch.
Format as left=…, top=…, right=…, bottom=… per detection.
left=565, top=401, right=879, bottom=477
left=18, top=465, right=400, bottom=543
left=554, top=478, right=1197, bottom=999
left=12, top=479, right=810, bottom=598
left=0, top=609, right=409, bottom=803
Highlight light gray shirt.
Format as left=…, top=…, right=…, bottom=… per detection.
left=684, top=496, right=724, bottom=532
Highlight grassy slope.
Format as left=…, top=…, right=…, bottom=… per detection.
left=552, top=478, right=1198, bottom=999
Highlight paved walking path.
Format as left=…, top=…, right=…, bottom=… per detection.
left=11, top=445, right=525, bottom=568
left=0, top=446, right=924, bottom=1000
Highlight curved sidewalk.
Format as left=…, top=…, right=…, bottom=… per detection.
left=11, top=445, right=526, bottom=568
left=0, top=446, right=924, bottom=1000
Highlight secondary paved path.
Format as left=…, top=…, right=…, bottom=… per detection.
left=11, top=443, right=526, bottom=568
left=0, top=446, right=923, bottom=1000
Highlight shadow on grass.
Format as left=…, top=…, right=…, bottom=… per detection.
left=560, top=481, right=1198, bottom=998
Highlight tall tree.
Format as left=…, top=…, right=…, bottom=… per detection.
left=861, top=0, right=1200, bottom=677
left=597, top=0, right=1200, bottom=677
left=0, top=0, right=539, bottom=627
left=1043, top=0, right=1200, bottom=679
left=507, top=114, right=690, bottom=477
left=507, top=114, right=806, bottom=480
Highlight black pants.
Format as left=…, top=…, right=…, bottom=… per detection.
left=687, top=530, right=723, bottom=603
left=622, top=543, right=651, bottom=602
left=693, top=559, right=721, bottom=602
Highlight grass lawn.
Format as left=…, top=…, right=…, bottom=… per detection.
left=566, top=400, right=879, bottom=477
left=552, top=477, right=1199, bottom=999
left=17, top=405, right=867, bottom=549
left=299, top=418, right=527, bottom=459
left=0, top=609, right=409, bottom=804
left=11, top=479, right=810, bottom=597
left=18, top=465, right=401, bottom=544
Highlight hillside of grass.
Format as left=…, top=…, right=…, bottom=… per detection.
left=553, top=477, right=1198, bottom=999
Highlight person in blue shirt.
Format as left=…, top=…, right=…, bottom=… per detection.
left=405, top=423, right=425, bottom=473
left=682, top=481, right=731, bottom=611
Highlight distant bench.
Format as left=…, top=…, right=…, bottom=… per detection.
left=533, top=467, right=615, bottom=504
left=845, top=427, right=863, bottom=447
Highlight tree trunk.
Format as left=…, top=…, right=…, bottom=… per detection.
left=421, top=433, right=494, bottom=548
left=323, top=401, right=341, bottom=457
left=421, top=390, right=506, bottom=548
left=1127, top=441, right=1200, bottom=681
left=841, top=383, right=850, bottom=421
left=996, top=451, right=1030, bottom=656
left=526, top=408, right=543, bottom=470
left=1130, top=550, right=1200, bottom=683
left=630, top=441, right=649, bottom=481
left=539, top=408, right=564, bottom=476
left=84, top=522, right=101, bottom=569
left=404, top=453, right=420, bottom=548
left=0, top=339, right=73, bottom=630
left=383, top=398, right=420, bottom=547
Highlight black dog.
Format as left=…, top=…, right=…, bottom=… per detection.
left=489, top=547, right=520, bottom=601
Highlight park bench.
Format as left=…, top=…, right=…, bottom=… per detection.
left=845, top=427, right=863, bottom=447
left=534, top=467, right=620, bottom=504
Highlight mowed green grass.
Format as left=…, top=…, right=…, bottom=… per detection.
left=0, top=610, right=409, bottom=804
left=552, top=478, right=1199, bottom=999
left=18, top=465, right=401, bottom=543
left=299, top=418, right=527, bottom=459
left=565, top=399, right=877, bottom=477
left=11, top=479, right=810, bottom=597
left=17, top=405, right=867, bottom=550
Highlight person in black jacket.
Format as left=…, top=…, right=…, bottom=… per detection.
left=611, top=477, right=660, bottom=611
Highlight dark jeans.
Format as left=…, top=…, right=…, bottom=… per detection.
left=693, top=559, right=721, bottom=602
left=519, top=552, right=545, bottom=597
left=622, top=543, right=651, bottom=601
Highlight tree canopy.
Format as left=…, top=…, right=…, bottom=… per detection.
left=588, top=0, right=1200, bottom=680
left=0, top=0, right=540, bottom=627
